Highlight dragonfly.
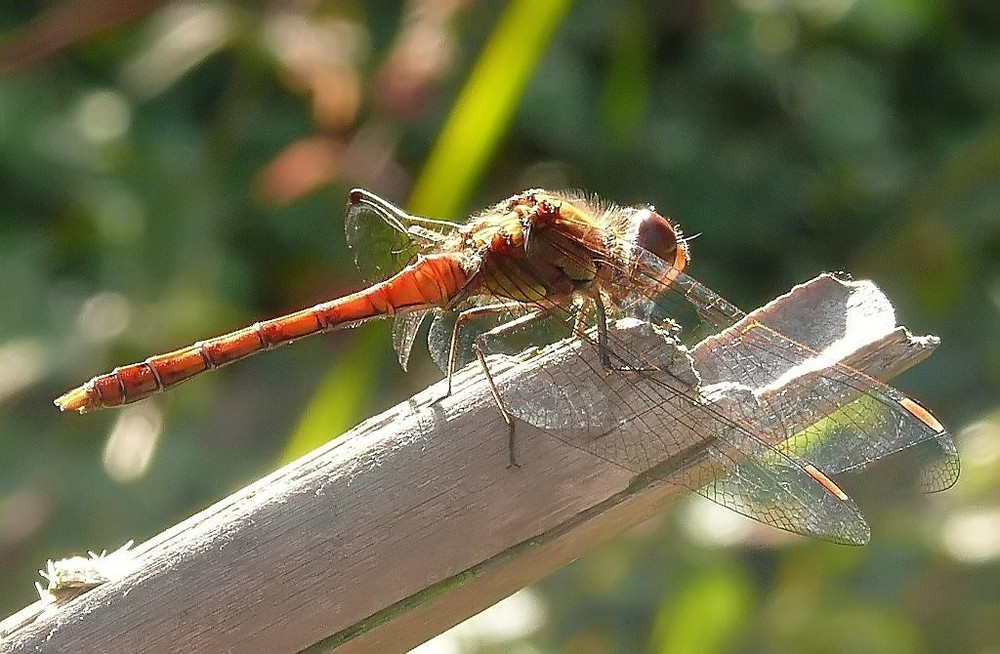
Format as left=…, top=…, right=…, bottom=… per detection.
left=55, top=189, right=959, bottom=544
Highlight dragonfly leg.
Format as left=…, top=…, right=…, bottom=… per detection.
left=460, top=306, right=551, bottom=468
left=440, top=302, right=531, bottom=398
left=572, top=297, right=592, bottom=337
left=472, top=340, right=519, bottom=468
left=589, top=292, right=659, bottom=374
left=574, top=292, right=652, bottom=372
left=591, top=293, right=612, bottom=369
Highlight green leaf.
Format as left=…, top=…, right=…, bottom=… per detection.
left=408, top=0, right=575, bottom=219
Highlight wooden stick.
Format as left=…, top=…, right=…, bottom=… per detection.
left=0, top=275, right=940, bottom=653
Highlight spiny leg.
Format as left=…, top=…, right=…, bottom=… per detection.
left=591, top=292, right=612, bottom=369
left=468, top=308, right=552, bottom=468
left=439, top=302, right=530, bottom=399
left=589, top=292, right=658, bottom=373
left=572, top=296, right=593, bottom=338
left=562, top=292, right=617, bottom=369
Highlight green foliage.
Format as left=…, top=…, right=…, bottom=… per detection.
left=409, top=0, right=574, bottom=218
left=648, top=566, right=750, bottom=653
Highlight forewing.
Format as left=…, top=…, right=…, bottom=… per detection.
left=698, top=320, right=960, bottom=492
left=696, top=440, right=870, bottom=545
left=496, top=325, right=870, bottom=544
left=617, top=245, right=959, bottom=494
left=766, top=387, right=960, bottom=494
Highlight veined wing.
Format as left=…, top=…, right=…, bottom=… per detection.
left=344, top=189, right=457, bottom=280
left=664, top=266, right=959, bottom=493
left=493, top=314, right=871, bottom=545
left=344, top=189, right=460, bottom=370
left=496, top=204, right=954, bottom=541
left=581, top=216, right=960, bottom=494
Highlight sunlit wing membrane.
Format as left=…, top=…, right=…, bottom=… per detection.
left=610, top=243, right=959, bottom=494
left=391, top=310, right=431, bottom=372
left=344, top=189, right=456, bottom=282
left=766, top=392, right=960, bottom=493
left=345, top=190, right=466, bottom=368
left=685, top=314, right=960, bottom=493
left=694, top=439, right=869, bottom=545
left=497, top=328, right=870, bottom=544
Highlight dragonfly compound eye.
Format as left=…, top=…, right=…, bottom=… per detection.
left=632, top=208, right=680, bottom=267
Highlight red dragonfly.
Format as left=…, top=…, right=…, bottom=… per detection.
left=56, top=189, right=959, bottom=544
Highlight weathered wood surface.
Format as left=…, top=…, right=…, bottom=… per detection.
left=0, top=275, right=939, bottom=654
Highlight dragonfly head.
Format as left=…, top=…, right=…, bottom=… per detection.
left=629, top=207, right=690, bottom=274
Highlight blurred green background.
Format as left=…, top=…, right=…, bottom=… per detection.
left=2, top=0, right=999, bottom=651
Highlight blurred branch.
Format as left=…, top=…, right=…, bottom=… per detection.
left=0, top=0, right=167, bottom=73
left=0, top=275, right=939, bottom=652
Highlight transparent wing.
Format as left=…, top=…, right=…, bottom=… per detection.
left=344, top=189, right=458, bottom=367
left=694, top=437, right=870, bottom=545
left=615, top=245, right=959, bottom=494
left=669, top=280, right=960, bottom=493
left=392, top=310, right=431, bottom=372
left=496, top=323, right=870, bottom=544
left=344, top=188, right=455, bottom=282
left=772, top=394, right=960, bottom=494
left=344, top=191, right=420, bottom=283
